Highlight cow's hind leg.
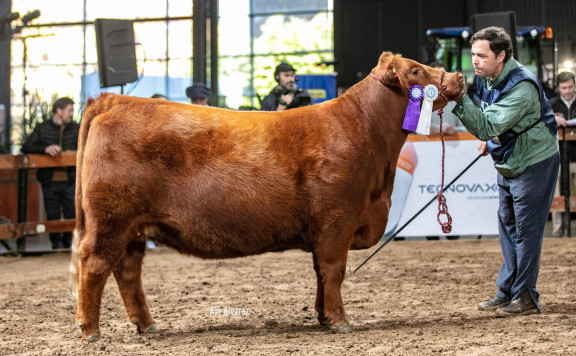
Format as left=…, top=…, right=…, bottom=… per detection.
left=312, top=254, right=329, bottom=327
left=113, top=240, right=158, bottom=334
left=76, top=237, right=117, bottom=341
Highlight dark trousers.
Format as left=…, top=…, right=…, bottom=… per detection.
left=494, top=152, right=559, bottom=311
left=42, top=181, right=75, bottom=249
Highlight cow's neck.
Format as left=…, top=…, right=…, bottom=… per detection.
left=337, top=76, right=409, bottom=161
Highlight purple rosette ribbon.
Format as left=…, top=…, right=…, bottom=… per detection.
left=402, top=85, right=424, bottom=131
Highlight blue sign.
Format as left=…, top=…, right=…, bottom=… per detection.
left=297, top=74, right=337, bottom=105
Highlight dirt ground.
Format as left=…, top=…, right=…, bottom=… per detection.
left=1, top=238, right=576, bottom=355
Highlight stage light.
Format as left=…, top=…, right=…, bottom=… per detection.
left=21, top=10, right=40, bottom=24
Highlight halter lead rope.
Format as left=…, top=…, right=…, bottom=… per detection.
left=436, top=69, right=452, bottom=233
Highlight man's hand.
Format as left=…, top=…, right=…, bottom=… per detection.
left=555, top=113, right=567, bottom=127
left=478, top=141, right=489, bottom=156
left=280, top=93, right=294, bottom=106
left=45, top=145, right=61, bottom=157
left=277, top=93, right=294, bottom=111
left=442, top=124, right=456, bottom=135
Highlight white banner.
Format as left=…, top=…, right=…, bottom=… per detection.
left=385, top=134, right=499, bottom=237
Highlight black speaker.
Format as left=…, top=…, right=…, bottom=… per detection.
left=94, top=19, right=138, bottom=88
left=471, top=11, right=518, bottom=60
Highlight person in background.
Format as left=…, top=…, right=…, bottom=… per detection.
left=21, top=97, right=79, bottom=250
left=186, top=83, right=212, bottom=106
left=260, top=62, right=311, bottom=111
left=453, top=27, right=559, bottom=317
left=549, top=71, right=576, bottom=237
left=428, top=61, right=468, bottom=135
left=151, top=93, right=167, bottom=100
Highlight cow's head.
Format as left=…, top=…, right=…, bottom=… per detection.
left=371, top=51, right=466, bottom=110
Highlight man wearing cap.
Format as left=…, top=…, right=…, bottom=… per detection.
left=186, top=83, right=212, bottom=106
left=260, top=62, right=311, bottom=111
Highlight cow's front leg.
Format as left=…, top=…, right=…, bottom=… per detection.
left=113, top=240, right=158, bottom=334
left=313, top=232, right=353, bottom=333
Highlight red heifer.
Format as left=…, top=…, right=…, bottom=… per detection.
left=70, top=52, right=466, bottom=341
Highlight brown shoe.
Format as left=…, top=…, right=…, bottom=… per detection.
left=478, top=296, right=509, bottom=311
left=494, top=290, right=539, bottom=317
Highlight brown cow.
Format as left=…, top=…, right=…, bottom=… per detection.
left=70, top=52, right=465, bottom=341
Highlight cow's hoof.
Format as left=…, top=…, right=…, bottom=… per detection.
left=317, top=312, right=330, bottom=327
left=85, top=333, right=101, bottom=342
left=331, top=322, right=352, bottom=334
left=144, top=324, right=160, bottom=334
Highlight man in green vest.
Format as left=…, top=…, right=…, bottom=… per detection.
left=453, top=27, right=559, bottom=317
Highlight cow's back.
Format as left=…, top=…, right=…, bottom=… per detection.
left=80, top=95, right=342, bottom=258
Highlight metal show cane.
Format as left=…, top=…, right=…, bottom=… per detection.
left=349, top=153, right=484, bottom=277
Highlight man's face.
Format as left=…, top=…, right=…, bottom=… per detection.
left=278, top=71, right=296, bottom=89
left=55, top=104, right=74, bottom=124
left=471, top=39, right=505, bottom=80
left=558, top=79, right=575, bottom=102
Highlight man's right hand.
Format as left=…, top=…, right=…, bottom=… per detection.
left=478, top=141, right=489, bottom=156
left=442, top=124, right=456, bottom=135
left=45, top=145, right=61, bottom=157
left=277, top=93, right=295, bottom=111
left=555, top=113, right=567, bottom=127
left=280, top=93, right=294, bottom=107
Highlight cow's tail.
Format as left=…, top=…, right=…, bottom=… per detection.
left=69, top=95, right=102, bottom=300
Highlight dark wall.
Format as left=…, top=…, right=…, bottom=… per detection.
left=0, top=0, right=11, bottom=151
left=335, top=0, right=576, bottom=88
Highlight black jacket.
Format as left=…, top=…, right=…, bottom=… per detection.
left=21, top=119, right=80, bottom=185
left=260, top=85, right=311, bottom=111
left=549, top=95, right=576, bottom=121
left=550, top=95, right=576, bottom=162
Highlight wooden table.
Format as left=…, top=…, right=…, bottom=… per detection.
left=0, top=152, right=77, bottom=253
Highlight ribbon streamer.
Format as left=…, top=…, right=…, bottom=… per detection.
left=415, top=84, right=439, bottom=135
left=402, top=85, right=423, bottom=131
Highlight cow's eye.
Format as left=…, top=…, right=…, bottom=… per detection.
left=412, top=69, right=419, bottom=75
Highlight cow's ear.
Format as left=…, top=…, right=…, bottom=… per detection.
left=373, top=52, right=403, bottom=87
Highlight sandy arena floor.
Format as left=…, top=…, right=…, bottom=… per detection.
left=1, top=238, right=576, bottom=355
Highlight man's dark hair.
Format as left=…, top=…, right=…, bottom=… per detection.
left=470, top=26, right=513, bottom=62
left=52, top=97, right=75, bottom=114
left=428, top=61, right=445, bottom=69
left=557, top=71, right=575, bottom=85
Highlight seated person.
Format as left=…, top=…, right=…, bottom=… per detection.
left=186, top=83, right=212, bottom=106
left=260, top=62, right=311, bottom=111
